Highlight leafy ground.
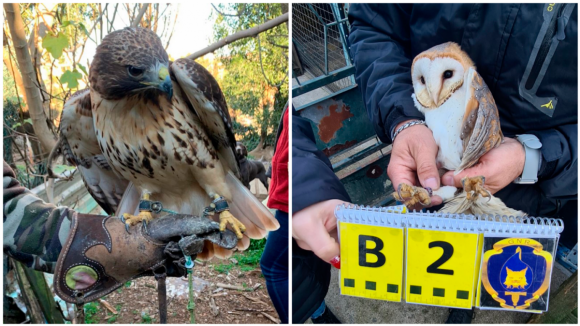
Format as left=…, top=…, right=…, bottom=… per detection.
left=84, top=239, right=280, bottom=324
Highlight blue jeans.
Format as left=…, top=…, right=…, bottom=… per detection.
left=260, top=210, right=288, bottom=323
left=311, top=300, right=326, bottom=319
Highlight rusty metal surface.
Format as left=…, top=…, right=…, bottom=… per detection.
left=299, top=86, right=375, bottom=156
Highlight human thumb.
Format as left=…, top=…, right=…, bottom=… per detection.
left=415, top=151, right=440, bottom=190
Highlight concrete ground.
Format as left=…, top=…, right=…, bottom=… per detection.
left=308, top=263, right=572, bottom=324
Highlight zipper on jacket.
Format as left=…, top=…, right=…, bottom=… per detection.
left=525, top=4, right=565, bottom=90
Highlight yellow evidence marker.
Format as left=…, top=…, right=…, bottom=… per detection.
left=339, top=222, right=404, bottom=302
left=405, top=228, right=480, bottom=309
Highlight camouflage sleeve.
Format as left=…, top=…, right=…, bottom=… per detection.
left=3, top=161, right=75, bottom=273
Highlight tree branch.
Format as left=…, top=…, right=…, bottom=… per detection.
left=108, top=3, right=119, bottom=33
left=130, top=4, right=150, bottom=28
left=4, top=3, right=56, bottom=155
left=211, top=3, right=242, bottom=17
left=187, top=12, right=288, bottom=60
left=164, top=6, right=179, bottom=50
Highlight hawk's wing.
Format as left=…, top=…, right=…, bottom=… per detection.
left=169, top=58, right=240, bottom=178
left=169, top=58, right=278, bottom=260
left=59, top=89, right=129, bottom=214
left=457, top=68, right=504, bottom=173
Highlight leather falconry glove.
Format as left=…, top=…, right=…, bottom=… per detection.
left=54, top=213, right=237, bottom=304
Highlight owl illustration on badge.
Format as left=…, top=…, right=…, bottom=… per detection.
left=481, top=238, right=553, bottom=310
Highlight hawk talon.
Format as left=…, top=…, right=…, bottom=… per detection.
left=122, top=211, right=154, bottom=234
left=218, top=210, right=246, bottom=239
left=142, top=219, right=149, bottom=235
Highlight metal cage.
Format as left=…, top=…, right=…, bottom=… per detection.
left=292, top=4, right=353, bottom=95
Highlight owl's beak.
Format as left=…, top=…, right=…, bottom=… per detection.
left=428, top=81, right=441, bottom=106
left=432, top=93, right=440, bottom=106
left=156, top=66, right=173, bottom=100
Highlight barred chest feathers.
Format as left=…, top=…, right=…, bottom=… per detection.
left=91, top=91, right=220, bottom=196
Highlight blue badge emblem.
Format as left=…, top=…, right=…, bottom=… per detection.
left=481, top=238, right=553, bottom=310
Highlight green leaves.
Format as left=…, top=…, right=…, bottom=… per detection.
left=77, top=63, right=89, bottom=76
left=42, top=33, right=69, bottom=59
left=60, top=69, right=82, bottom=89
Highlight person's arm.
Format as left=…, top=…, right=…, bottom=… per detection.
left=3, top=161, right=74, bottom=273
left=292, top=111, right=351, bottom=262
left=533, top=124, right=578, bottom=200
left=348, top=3, right=423, bottom=143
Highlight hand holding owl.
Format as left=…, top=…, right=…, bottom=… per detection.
left=387, top=120, right=443, bottom=209
left=441, top=137, right=526, bottom=194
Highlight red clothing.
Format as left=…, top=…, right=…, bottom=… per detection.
left=267, top=108, right=289, bottom=212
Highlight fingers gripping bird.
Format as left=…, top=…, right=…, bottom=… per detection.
left=394, top=42, right=523, bottom=216
left=59, top=27, right=278, bottom=259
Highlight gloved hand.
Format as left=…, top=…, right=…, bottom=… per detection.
left=54, top=213, right=237, bottom=304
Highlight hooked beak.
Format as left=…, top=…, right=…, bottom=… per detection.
left=157, top=66, right=173, bottom=100
left=142, top=64, right=173, bottom=100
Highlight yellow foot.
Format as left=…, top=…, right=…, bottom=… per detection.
left=461, top=176, right=491, bottom=201
left=219, top=210, right=246, bottom=239
left=122, top=211, right=154, bottom=227
left=393, top=183, right=432, bottom=208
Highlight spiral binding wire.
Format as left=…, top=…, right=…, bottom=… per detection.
left=334, top=203, right=564, bottom=235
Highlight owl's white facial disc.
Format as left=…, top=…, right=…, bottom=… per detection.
left=412, top=57, right=465, bottom=109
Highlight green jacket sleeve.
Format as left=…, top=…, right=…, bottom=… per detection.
left=3, top=161, right=75, bottom=273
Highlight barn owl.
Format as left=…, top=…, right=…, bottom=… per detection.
left=394, top=42, right=523, bottom=216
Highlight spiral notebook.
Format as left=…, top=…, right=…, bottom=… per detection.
left=335, top=204, right=564, bottom=313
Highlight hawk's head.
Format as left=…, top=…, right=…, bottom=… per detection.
left=90, top=27, right=172, bottom=100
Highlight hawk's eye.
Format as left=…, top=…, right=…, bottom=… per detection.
left=127, top=66, right=145, bottom=78
left=443, top=70, right=453, bottom=79
left=420, top=76, right=425, bottom=84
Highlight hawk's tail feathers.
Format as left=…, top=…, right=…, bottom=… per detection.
left=226, top=171, right=279, bottom=239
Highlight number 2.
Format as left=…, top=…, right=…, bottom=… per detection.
left=427, top=241, right=454, bottom=275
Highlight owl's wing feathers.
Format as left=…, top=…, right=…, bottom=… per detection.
left=60, top=89, right=129, bottom=215
left=170, top=58, right=240, bottom=178
left=170, top=58, right=278, bottom=260
left=457, top=68, right=503, bottom=173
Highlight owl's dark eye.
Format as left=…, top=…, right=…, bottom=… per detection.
left=420, top=76, right=425, bottom=84
left=443, top=70, right=453, bottom=79
left=127, top=66, right=145, bottom=77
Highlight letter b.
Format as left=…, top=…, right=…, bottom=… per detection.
left=359, top=235, right=386, bottom=267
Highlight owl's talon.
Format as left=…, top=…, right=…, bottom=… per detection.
left=461, top=176, right=491, bottom=202
left=394, top=183, right=431, bottom=208
left=395, top=183, right=404, bottom=201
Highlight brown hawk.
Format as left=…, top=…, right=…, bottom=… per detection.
left=58, top=27, right=279, bottom=259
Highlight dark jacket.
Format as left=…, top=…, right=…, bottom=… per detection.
left=292, top=109, right=352, bottom=213
left=349, top=4, right=577, bottom=205
left=292, top=108, right=351, bottom=323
